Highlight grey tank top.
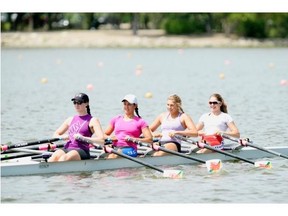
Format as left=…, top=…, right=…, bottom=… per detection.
left=160, top=113, right=185, bottom=142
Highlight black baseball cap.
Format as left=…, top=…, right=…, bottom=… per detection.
left=71, top=93, right=89, bottom=103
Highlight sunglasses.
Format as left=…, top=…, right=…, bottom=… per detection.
left=73, top=101, right=83, bottom=105
left=209, top=101, right=220, bottom=105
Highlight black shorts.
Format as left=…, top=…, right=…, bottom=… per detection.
left=159, top=141, right=181, bottom=152
left=63, top=148, right=90, bottom=160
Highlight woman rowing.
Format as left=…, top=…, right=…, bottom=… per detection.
left=104, top=94, right=153, bottom=159
left=48, top=93, right=105, bottom=162
left=196, top=93, right=240, bottom=153
left=149, top=94, right=198, bottom=156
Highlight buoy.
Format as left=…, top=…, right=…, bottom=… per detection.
left=224, top=60, right=231, bottom=65
left=56, top=59, right=62, bottom=65
left=135, top=64, right=143, bottom=76
left=40, top=77, right=48, bottom=84
left=145, top=92, right=153, bottom=98
left=86, top=84, right=94, bottom=91
left=268, top=63, right=275, bottom=69
left=178, top=49, right=184, bottom=54
left=280, top=79, right=288, bottom=86
left=97, top=62, right=104, bottom=67
left=219, top=73, right=225, bottom=80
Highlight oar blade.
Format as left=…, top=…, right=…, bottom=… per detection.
left=254, top=161, right=272, bottom=169
left=205, top=159, right=223, bottom=173
left=163, top=170, right=184, bottom=179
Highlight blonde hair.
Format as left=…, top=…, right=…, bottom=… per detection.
left=168, top=94, right=184, bottom=113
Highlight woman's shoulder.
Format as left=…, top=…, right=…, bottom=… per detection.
left=220, top=112, right=233, bottom=120
left=160, top=112, right=169, bottom=117
left=220, top=112, right=232, bottom=117
left=90, top=116, right=100, bottom=122
left=111, top=114, right=123, bottom=120
left=200, top=112, right=210, bottom=118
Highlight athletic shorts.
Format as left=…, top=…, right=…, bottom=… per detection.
left=63, top=148, right=90, bottom=160
left=159, top=141, right=181, bottom=152
left=201, top=135, right=224, bottom=150
left=120, top=147, right=138, bottom=157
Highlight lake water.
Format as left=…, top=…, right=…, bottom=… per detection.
left=1, top=48, right=288, bottom=213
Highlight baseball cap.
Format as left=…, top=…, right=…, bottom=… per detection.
left=122, top=94, right=138, bottom=104
left=71, top=93, right=89, bottom=103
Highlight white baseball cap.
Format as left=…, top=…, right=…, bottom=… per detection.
left=122, top=94, right=138, bottom=104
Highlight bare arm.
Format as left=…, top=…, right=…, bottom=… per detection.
left=173, top=113, right=198, bottom=137
left=224, top=121, right=240, bottom=138
left=196, top=122, right=205, bottom=136
left=149, top=113, right=163, bottom=137
left=139, top=126, right=153, bottom=144
left=53, top=117, right=72, bottom=139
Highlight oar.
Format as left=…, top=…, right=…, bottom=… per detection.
left=128, top=138, right=222, bottom=173
left=25, top=143, right=64, bottom=151
left=9, top=148, right=50, bottom=154
left=1, top=152, right=38, bottom=161
left=222, top=134, right=288, bottom=160
left=174, top=135, right=272, bottom=169
left=104, top=145, right=183, bottom=178
left=1, top=138, right=62, bottom=152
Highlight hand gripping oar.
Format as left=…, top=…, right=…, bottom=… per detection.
left=222, top=134, right=288, bottom=160
left=128, top=138, right=222, bottom=173
left=103, top=145, right=183, bottom=178
left=174, top=135, right=272, bottom=169
left=0, top=138, right=62, bottom=152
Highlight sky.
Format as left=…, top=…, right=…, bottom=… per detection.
left=1, top=0, right=288, bottom=12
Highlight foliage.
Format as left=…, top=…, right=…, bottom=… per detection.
left=1, top=13, right=288, bottom=39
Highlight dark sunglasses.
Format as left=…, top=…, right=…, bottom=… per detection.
left=209, top=101, right=220, bottom=105
left=73, top=101, right=83, bottom=105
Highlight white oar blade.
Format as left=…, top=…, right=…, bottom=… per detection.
left=254, top=161, right=272, bottom=169
left=163, top=170, right=183, bottom=179
left=206, top=159, right=223, bottom=173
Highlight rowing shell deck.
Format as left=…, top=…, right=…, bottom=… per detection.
left=1, top=146, right=288, bottom=177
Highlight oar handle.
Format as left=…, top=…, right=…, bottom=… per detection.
left=221, top=134, right=248, bottom=146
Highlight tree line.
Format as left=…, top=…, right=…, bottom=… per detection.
left=1, top=13, right=288, bottom=39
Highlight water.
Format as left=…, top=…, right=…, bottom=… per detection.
left=1, top=48, right=288, bottom=209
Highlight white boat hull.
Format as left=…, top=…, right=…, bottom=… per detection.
left=1, top=146, right=288, bottom=177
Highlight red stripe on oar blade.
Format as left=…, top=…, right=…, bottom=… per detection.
left=163, top=170, right=183, bottom=179
left=254, top=161, right=272, bottom=169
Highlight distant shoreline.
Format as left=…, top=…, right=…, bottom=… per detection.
left=2, top=29, right=288, bottom=48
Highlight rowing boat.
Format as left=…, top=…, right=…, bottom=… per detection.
left=2, top=143, right=288, bottom=177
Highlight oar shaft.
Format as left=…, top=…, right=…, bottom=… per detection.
left=246, top=142, right=288, bottom=159
left=9, top=148, right=47, bottom=154
left=156, top=145, right=206, bottom=163
left=135, top=139, right=206, bottom=164
left=1, top=138, right=62, bottom=151
left=175, top=135, right=255, bottom=165
left=105, top=146, right=164, bottom=173
left=1, top=153, right=38, bottom=161
left=222, top=135, right=288, bottom=159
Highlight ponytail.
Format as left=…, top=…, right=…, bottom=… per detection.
left=86, top=105, right=91, bottom=115
left=135, top=107, right=141, bottom=118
